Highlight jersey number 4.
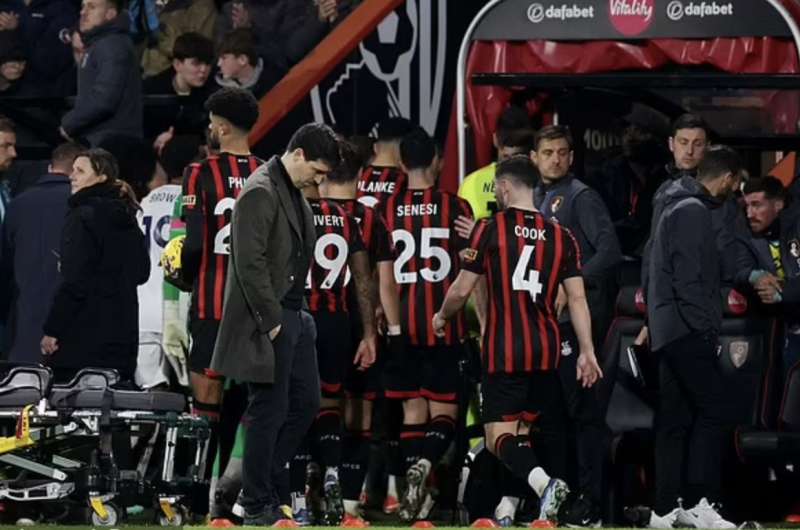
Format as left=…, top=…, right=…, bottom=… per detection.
left=392, top=228, right=451, bottom=284
left=513, top=245, right=544, bottom=302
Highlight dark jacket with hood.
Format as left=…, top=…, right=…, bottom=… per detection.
left=647, top=176, right=724, bottom=352
left=61, top=13, right=143, bottom=146
left=43, top=181, right=150, bottom=381
left=642, top=164, right=745, bottom=299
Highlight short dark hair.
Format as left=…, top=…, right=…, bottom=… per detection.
left=697, top=145, right=744, bottom=183
left=105, top=0, right=124, bottom=12
left=287, top=123, right=341, bottom=170
left=671, top=113, right=710, bottom=138
left=327, top=140, right=363, bottom=184
left=497, top=128, right=534, bottom=151
left=173, top=32, right=214, bottom=64
left=348, top=135, right=374, bottom=167
left=400, top=127, right=436, bottom=171
left=496, top=106, right=530, bottom=135
left=205, top=87, right=260, bottom=132
left=218, top=29, right=258, bottom=67
left=0, top=116, right=14, bottom=134
left=495, top=155, right=540, bottom=189
left=534, top=124, right=573, bottom=151
left=743, top=176, right=788, bottom=202
left=51, top=142, right=83, bottom=169
left=160, top=135, right=202, bottom=181
left=376, top=117, right=414, bottom=143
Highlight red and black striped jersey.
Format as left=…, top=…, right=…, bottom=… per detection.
left=180, top=153, right=264, bottom=320
left=336, top=199, right=394, bottom=266
left=381, top=188, right=473, bottom=347
left=356, top=165, right=406, bottom=208
left=306, top=198, right=365, bottom=313
left=462, top=208, right=582, bottom=375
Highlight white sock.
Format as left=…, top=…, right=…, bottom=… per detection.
left=208, top=475, right=218, bottom=510
left=291, top=492, right=307, bottom=513
left=387, top=475, right=398, bottom=497
left=494, top=496, right=521, bottom=520
left=418, top=458, right=432, bottom=474
left=343, top=500, right=360, bottom=516
left=528, top=467, right=551, bottom=497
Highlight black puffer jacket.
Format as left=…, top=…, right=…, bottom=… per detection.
left=43, top=181, right=149, bottom=381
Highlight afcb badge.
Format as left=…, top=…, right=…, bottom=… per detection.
left=790, top=239, right=800, bottom=258
left=729, top=341, right=749, bottom=369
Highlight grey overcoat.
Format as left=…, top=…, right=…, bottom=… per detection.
left=210, top=156, right=315, bottom=383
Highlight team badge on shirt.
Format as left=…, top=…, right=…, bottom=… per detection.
left=551, top=196, right=564, bottom=213
left=790, top=239, right=800, bottom=258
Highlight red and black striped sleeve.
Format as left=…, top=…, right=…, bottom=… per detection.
left=559, top=226, right=582, bottom=279
left=461, top=219, right=492, bottom=275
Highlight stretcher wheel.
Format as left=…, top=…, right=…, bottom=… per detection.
left=158, top=504, right=187, bottom=527
left=90, top=503, right=120, bottom=527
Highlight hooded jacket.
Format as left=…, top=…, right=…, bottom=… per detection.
left=61, top=13, right=142, bottom=146
left=647, top=176, right=724, bottom=352
left=43, top=181, right=150, bottom=381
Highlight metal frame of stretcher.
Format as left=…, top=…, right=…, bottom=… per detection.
left=0, top=366, right=209, bottom=526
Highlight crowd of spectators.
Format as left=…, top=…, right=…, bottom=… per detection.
left=0, top=0, right=352, bottom=149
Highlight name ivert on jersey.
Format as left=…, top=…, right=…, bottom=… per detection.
left=314, top=214, right=344, bottom=227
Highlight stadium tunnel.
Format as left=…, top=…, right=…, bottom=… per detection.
left=443, top=0, right=800, bottom=524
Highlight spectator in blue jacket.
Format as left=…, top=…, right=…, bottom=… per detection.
left=60, top=0, right=142, bottom=146
left=1, top=142, right=83, bottom=364
left=0, top=0, right=77, bottom=95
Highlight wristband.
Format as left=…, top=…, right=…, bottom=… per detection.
left=387, top=325, right=401, bottom=336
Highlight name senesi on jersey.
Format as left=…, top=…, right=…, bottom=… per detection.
left=396, top=203, right=438, bottom=217
left=359, top=180, right=396, bottom=194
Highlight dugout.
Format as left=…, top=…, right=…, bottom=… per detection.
left=446, top=0, right=800, bottom=523
left=442, top=0, right=800, bottom=192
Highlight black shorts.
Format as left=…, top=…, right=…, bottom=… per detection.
left=481, top=370, right=565, bottom=424
left=313, top=311, right=379, bottom=400
left=189, top=318, right=222, bottom=377
left=384, top=344, right=462, bottom=403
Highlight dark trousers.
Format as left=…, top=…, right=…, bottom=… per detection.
left=655, top=330, right=725, bottom=514
left=241, top=309, right=321, bottom=515
left=558, top=324, right=609, bottom=506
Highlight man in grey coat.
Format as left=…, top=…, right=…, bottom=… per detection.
left=210, top=123, right=343, bottom=525
left=60, top=0, right=142, bottom=146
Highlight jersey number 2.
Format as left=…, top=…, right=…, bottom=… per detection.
left=213, top=198, right=236, bottom=255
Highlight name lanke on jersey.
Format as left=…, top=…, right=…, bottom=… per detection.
left=359, top=180, right=397, bottom=195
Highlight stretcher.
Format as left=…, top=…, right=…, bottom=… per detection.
left=0, top=365, right=209, bottom=526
